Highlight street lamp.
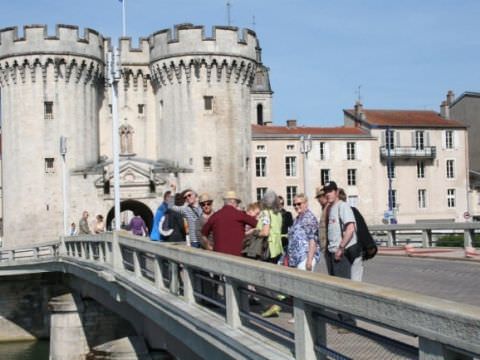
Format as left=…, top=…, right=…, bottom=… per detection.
left=107, top=49, right=121, bottom=231
left=300, top=135, right=312, bottom=196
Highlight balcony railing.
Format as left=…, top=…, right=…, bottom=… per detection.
left=380, top=146, right=436, bottom=159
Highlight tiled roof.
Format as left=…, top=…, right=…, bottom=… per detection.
left=344, top=109, right=466, bottom=128
left=252, top=124, right=369, bottom=136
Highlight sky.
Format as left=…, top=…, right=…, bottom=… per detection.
left=1, top=0, right=479, bottom=126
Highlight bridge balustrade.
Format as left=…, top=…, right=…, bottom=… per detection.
left=370, top=222, right=480, bottom=248
left=1, top=232, right=479, bottom=359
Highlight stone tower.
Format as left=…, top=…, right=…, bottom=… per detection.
left=149, top=24, right=259, bottom=200
left=0, top=25, right=104, bottom=246
left=0, top=23, right=270, bottom=247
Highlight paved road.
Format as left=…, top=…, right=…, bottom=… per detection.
left=318, top=255, right=480, bottom=307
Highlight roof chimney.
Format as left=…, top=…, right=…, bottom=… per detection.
left=286, top=119, right=297, bottom=128
left=446, top=90, right=455, bottom=106
left=440, top=100, right=450, bottom=119
left=354, top=100, right=366, bottom=121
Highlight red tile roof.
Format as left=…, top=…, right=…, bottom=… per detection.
left=344, top=109, right=466, bottom=128
left=252, top=124, right=369, bottom=136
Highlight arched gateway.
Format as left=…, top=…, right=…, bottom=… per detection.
left=106, top=200, right=154, bottom=233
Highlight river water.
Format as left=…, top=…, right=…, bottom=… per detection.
left=0, top=340, right=49, bottom=359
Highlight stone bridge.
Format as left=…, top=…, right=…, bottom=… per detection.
left=0, top=232, right=479, bottom=359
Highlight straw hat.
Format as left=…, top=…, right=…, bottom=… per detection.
left=223, top=190, right=241, bottom=203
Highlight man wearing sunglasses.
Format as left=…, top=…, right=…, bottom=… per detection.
left=169, top=184, right=203, bottom=248
left=196, top=193, right=215, bottom=249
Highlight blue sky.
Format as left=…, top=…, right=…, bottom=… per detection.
left=2, top=0, right=479, bottom=126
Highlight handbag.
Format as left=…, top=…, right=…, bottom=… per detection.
left=242, top=231, right=268, bottom=259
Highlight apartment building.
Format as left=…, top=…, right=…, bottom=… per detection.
left=252, top=104, right=470, bottom=225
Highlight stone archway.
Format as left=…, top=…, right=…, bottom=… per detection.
left=106, top=200, right=153, bottom=233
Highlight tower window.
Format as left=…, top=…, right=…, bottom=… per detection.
left=257, top=103, right=264, bottom=125
left=44, top=101, right=54, bottom=120
left=138, top=104, right=145, bottom=114
left=204, top=96, right=213, bottom=110
left=203, top=156, right=212, bottom=171
left=45, top=158, right=55, bottom=173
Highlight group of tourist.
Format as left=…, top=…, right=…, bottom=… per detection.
left=72, top=211, right=106, bottom=235
left=72, top=180, right=362, bottom=324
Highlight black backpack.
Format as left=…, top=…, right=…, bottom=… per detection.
left=351, top=207, right=378, bottom=260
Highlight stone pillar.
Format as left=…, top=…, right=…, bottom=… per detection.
left=48, top=293, right=89, bottom=360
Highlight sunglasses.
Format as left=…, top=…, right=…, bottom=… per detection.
left=184, top=193, right=194, bottom=199
left=293, top=202, right=303, bottom=207
left=200, top=201, right=212, bottom=207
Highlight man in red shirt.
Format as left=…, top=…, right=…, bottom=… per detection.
left=201, top=191, right=257, bottom=256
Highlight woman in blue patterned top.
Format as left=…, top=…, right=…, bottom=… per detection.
left=287, top=194, right=320, bottom=271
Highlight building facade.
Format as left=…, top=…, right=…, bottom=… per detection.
left=251, top=105, right=470, bottom=225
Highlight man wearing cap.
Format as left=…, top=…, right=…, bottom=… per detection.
left=201, top=191, right=258, bottom=256
left=324, top=181, right=363, bottom=282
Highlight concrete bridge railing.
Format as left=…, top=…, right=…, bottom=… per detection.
left=1, top=232, right=480, bottom=359
left=370, top=222, right=480, bottom=249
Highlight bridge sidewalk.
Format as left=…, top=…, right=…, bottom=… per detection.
left=378, top=246, right=480, bottom=262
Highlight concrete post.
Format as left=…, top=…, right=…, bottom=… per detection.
left=418, top=337, right=469, bottom=360
left=48, top=293, right=89, bottom=360
left=464, top=229, right=473, bottom=248
left=169, top=262, right=180, bottom=295
left=225, top=277, right=241, bottom=329
left=133, top=250, right=142, bottom=278
left=182, top=266, right=195, bottom=304
left=422, top=230, right=432, bottom=248
left=387, top=230, right=396, bottom=247
left=98, top=241, right=105, bottom=263
left=112, top=231, right=123, bottom=270
left=59, top=236, right=67, bottom=256
left=153, top=257, right=166, bottom=290
left=294, top=299, right=319, bottom=360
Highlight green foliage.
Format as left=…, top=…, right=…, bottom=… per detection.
left=436, top=234, right=480, bottom=247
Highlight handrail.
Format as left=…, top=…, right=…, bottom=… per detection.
left=1, top=233, right=479, bottom=359
left=370, top=222, right=479, bottom=248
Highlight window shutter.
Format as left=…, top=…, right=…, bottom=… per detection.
left=441, top=131, right=446, bottom=150
left=357, top=142, right=362, bottom=160
left=380, top=131, right=386, bottom=146
left=454, top=131, right=459, bottom=150
left=325, top=142, right=330, bottom=160
left=343, top=142, right=348, bottom=160
left=425, top=132, right=430, bottom=147
left=395, top=131, right=400, bottom=147
left=411, top=131, right=416, bottom=146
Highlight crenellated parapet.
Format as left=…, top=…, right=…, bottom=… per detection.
left=0, top=24, right=104, bottom=60
left=150, top=56, right=256, bottom=89
left=149, top=23, right=258, bottom=62
left=0, top=25, right=105, bottom=87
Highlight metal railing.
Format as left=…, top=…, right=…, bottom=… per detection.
left=1, top=232, right=479, bottom=359
left=379, top=146, right=436, bottom=159
left=370, top=222, right=480, bottom=248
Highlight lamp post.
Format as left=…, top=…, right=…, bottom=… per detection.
left=108, top=49, right=121, bottom=231
left=60, top=136, right=68, bottom=235
left=386, top=127, right=394, bottom=223
left=300, top=135, right=312, bottom=196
